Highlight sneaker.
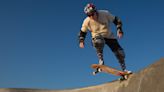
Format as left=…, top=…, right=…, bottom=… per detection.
left=124, top=70, right=132, bottom=74
left=118, top=70, right=132, bottom=80
left=99, top=59, right=104, bottom=65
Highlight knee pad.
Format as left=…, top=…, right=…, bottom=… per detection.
left=92, top=35, right=105, bottom=50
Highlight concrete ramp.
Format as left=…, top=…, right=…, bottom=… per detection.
left=0, top=58, right=164, bottom=92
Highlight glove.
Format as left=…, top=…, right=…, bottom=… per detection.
left=117, top=28, right=123, bottom=39
left=79, top=42, right=84, bottom=48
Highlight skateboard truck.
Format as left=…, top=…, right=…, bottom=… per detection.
left=93, top=68, right=102, bottom=75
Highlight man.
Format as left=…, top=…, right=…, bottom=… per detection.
left=78, top=3, right=131, bottom=75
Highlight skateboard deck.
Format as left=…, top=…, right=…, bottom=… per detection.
left=91, top=64, right=131, bottom=77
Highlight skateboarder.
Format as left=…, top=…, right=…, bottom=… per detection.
left=78, top=3, right=131, bottom=74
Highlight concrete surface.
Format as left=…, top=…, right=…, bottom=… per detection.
left=0, top=58, right=164, bottom=92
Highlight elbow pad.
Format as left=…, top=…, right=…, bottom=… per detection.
left=113, top=16, right=123, bottom=33
left=78, top=30, right=87, bottom=43
left=113, top=16, right=122, bottom=29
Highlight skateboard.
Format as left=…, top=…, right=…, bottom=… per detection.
left=91, top=64, right=132, bottom=80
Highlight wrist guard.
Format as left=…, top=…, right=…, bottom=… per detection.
left=113, top=16, right=123, bottom=34
left=78, top=30, right=87, bottom=43
left=117, top=28, right=123, bottom=34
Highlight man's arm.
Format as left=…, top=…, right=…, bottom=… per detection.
left=78, top=30, right=87, bottom=48
left=78, top=18, right=89, bottom=48
left=113, top=16, right=124, bottom=39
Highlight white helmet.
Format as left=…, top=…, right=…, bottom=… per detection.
left=84, top=3, right=97, bottom=16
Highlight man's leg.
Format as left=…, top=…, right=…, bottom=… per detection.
left=92, top=48, right=104, bottom=75
left=92, top=35, right=105, bottom=74
left=105, top=39, right=126, bottom=71
left=96, top=48, right=104, bottom=65
left=114, top=49, right=126, bottom=71
left=92, top=35, right=105, bottom=65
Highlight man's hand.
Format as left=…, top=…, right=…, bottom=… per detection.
left=117, top=29, right=123, bottom=39
left=79, top=42, right=84, bottom=48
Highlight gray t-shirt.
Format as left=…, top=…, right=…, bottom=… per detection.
left=81, top=10, right=116, bottom=39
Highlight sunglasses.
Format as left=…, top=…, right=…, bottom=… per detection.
left=88, top=13, right=95, bottom=17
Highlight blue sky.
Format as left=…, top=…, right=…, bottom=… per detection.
left=0, top=0, right=164, bottom=90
